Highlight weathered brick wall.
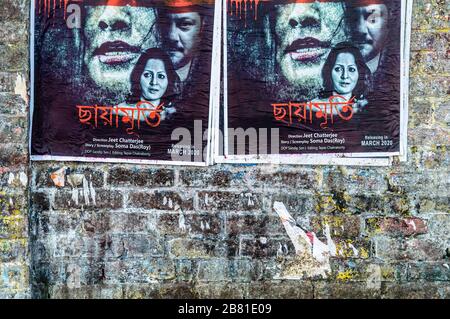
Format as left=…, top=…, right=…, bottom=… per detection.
left=1, top=0, right=449, bottom=299
left=0, top=0, right=30, bottom=298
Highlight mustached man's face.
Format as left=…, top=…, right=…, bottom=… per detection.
left=83, top=3, right=158, bottom=95
left=164, top=11, right=202, bottom=70
left=274, top=2, right=346, bottom=100
left=350, top=4, right=389, bottom=61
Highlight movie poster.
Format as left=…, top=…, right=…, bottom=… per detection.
left=221, top=0, right=409, bottom=163
left=30, top=0, right=220, bottom=165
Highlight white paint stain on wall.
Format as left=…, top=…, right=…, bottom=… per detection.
left=14, top=73, right=28, bottom=106
left=19, top=172, right=27, bottom=186
left=273, top=201, right=336, bottom=279
left=178, top=210, right=187, bottom=232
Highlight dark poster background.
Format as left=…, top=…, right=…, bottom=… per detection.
left=225, top=0, right=401, bottom=156
left=31, top=0, right=215, bottom=162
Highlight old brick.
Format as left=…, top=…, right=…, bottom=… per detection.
left=196, top=259, right=228, bottom=282
left=109, top=213, right=157, bottom=234
left=53, top=189, right=123, bottom=210
left=106, top=259, right=175, bottom=283
left=270, top=193, right=315, bottom=215
left=157, top=282, right=199, bottom=298
left=0, top=93, right=26, bottom=115
left=381, top=282, right=448, bottom=299
left=310, top=215, right=361, bottom=239
left=365, top=217, right=428, bottom=237
left=0, top=72, right=17, bottom=92
left=0, top=191, right=27, bottom=215
left=128, top=191, right=193, bottom=211
left=0, top=263, right=28, bottom=291
left=0, top=44, right=27, bottom=71
left=240, top=237, right=295, bottom=259
left=408, top=262, right=450, bottom=281
left=0, top=116, right=27, bottom=144
left=30, top=192, right=50, bottom=212
left=198, top=191, right=262, bottom=211
left=248, top=281, right=314, bottom=299
left=0, top=143, right=27, bottom=167
left=158, top=212, right=222, bottom=237
left=195, top=282, right=248, bottom=298
left=168, top=238, right=226, bottom=258
left=323, top=167, right=388, bottom=194
left=227, top=258, right=259, bottom=283
left=314, top=282, right=382, bottom=299
left=179, top=168, right=233, bottom=187
left=174, top=259, right=197, bottom=282
left=107, top=167, right=174, bottom=187
left=0, top=239, right=27, bottom=263
left=226, top=213, right=285, bottom=237
left=0, top=215, right=27, bottom=239
left=107, top=233, right=164, bottom=258
left=255, top=168, right=318, bottom=189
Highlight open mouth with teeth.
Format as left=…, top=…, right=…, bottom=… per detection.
left=285, top=37, right=329, bottom=62
left=94, top=41, right=140, bottom=65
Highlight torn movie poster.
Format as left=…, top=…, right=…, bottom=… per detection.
left=31, top=0, right=219, bottom=165
left=222, top=0, right=408, bottom=162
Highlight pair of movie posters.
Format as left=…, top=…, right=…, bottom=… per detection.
left=30, top=0, right=412, bottom=166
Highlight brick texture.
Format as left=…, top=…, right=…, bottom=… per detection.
left=0, top=0, right=449, bottom=299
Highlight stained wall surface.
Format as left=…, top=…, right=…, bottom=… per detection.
left=0, top=0, right=449, bottom=298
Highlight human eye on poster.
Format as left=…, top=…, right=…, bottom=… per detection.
left=30, top=0, right=221, bottom=166
left=217, top=0, right=412, bottom=166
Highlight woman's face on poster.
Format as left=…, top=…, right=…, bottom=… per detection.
left=83, top=3, right=158, bottom=94
left=331, top=52, right=359, bottom=95
left=140, top=59, right=169, bottom=103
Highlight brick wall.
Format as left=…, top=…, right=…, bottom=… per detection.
left=1, top=0, right=449, bottom=299
left=0, top=0, right=30, bottom=299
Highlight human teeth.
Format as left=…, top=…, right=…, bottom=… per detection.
left=294, top=47, right=321, bottom=53
left=104, top=52, right=130, bottom=56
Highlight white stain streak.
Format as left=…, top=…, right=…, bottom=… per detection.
left=443, top=264, right=449, bottom=270
left=19, top=172, right=27, bottom=186
left=14, top=73, right=28, bottom=106
left=163, top=196, right=168, bottom=206
left=89, top=180, right=96, bottom=206
left=82, top=176, right=90, bottom=205
left=245, top=193, right=254, bottom=206
left=71, top=188, right=79, bottom=206
left=324, top=224, right=337, bottom=256
left=349, top=243, right=359, bottom=257
left=7, top=173, right=14, bottom=185
left=406, top=219, right=417, bottom=231
left=277, top=243, right=284, bottom=258
left=178, top=210, right=186, bottom=232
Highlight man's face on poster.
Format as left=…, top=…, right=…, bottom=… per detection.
left=350, top=3, right=389, bottom=61
left=273, top=2, right=346, bottom=100
left=163, top=11, right=203, bottom=70
left=83, top=1, right=158, bottom=94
